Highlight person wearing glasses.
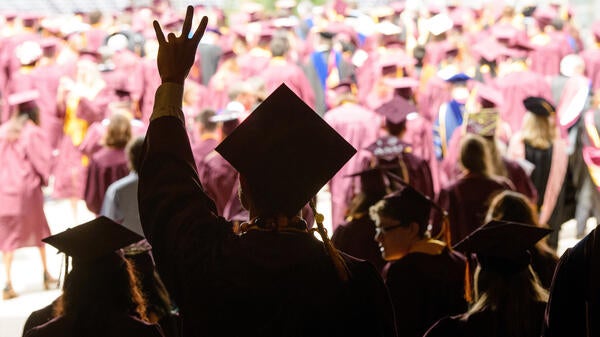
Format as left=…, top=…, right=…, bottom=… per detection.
left=371, top=185, right=466, bottom=337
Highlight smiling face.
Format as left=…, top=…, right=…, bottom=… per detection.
left=374, top=215, right=416, bottom=261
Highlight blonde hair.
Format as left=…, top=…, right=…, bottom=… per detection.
left=521, top=113, right=556, bottom=149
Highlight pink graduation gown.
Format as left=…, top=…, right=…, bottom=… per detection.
left=581, top=48, right=600, bottom=93
left=0, top=120, right=51, bottom=251
left=493, top=70, right=553, bottom=133
left=262, top=58, right=316, bottom=109
left=324, top=103, right=382, bottom=229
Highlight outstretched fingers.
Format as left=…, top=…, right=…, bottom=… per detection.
left=181, top=6, right=194, bottom=38
left=192, top=16, right=209, bottom=44
left=153, top=20, right=166, bottom=45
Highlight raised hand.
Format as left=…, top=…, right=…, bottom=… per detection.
left=153, top=6, right=208, bottom=85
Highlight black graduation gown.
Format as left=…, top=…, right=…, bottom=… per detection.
left=383, top=247, right=467, bottom=337
left=543, top=227, right=600, bottom=337
left=138, top=116, right=397, bottom=337
left=425, top=301, right=547, bottom=337
left=24, top=314, right=164, bottom=337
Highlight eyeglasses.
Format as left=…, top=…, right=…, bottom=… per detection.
left=375, top=222, right=407, bottom=234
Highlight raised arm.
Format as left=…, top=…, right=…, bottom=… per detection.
left=137, top=7, right=231, bottom=299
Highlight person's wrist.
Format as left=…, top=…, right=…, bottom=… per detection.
left=161, top=78, right=185, bottom=85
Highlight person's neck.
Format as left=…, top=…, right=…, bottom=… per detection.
left=408, top=238, right=446, bottom=255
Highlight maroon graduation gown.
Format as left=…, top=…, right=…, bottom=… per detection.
left=197, top=151, right=244, bottom=220
left=84, top=147, right=129, bottom=215
left=0, top=120, right=51, bottom=251
left=493, top=70, right=553, bottom=133
left=324, top=103, right=382, bottom=229
left=437, top=173, right=512, bottom=244
left=191, top=136, right=218, bottom=174
left=138, top=85, right=397, bottom=337
left=262, top=58, right=316, bottom=109
left=331, top=216, right=386, bottom=273
left=384, top=247, right=467, bottom=337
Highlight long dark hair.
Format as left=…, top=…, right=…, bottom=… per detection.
left=468, top=265, right=548, bottom=337
left=54, top=254, right=148, bottom=335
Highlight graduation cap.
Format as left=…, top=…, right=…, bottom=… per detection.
left=533, top=6, right=557, bottom=26
left=426, top=13, right=454, bottom=36
left=40, top=38, right=59, bottom=57
left=380, top=185, right=435, bottom=229
left=523, top=96, right=555, bottom=117
left=445, top=73, right=471, bottom=84
left=42, top=216, right=144, bottom=264
left=211, top=101, right=245, bottom=123
left=472, top=38, right=508, bottom=62
left=388, top=78, right=418, bottom=101
left=15, top=41, right=42, bottom=65
left=465, top=110, right=499, bottom=137
left=21, top=13, right=42, bottom=28
left=345, top=165, right=397, bottom=198
left=366, top=135, right=411, bottom=160
left=215, top=84, right=357, bottom=217
left=375, top=96, right=417, bottom=125
left=477, top=84, right=503, bottom=109
left=453, top=220, right=552, bottom=273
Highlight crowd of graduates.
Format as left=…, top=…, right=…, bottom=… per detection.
left=1, top=0, right=600, bottom=336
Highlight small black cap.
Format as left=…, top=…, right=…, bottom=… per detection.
left=453, top=220, right=552, bottom=273
left=523, top=96, right=555, bottom=116
left=42, top=216, right=144, bottom=263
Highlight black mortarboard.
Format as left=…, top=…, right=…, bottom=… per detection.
left=381, top=185, right=434, bottom=228
left=215, top=84, right=357, bottom=216
left=375, top=96, right=416, bottom=125
left=365, top=135, right=411, bottom=160
left=42, top=216, right=144, bottom=263
left=523, top=96, right=555, bottom=116
left=453, top=220, right=552, bottom=273
left=319, top=31, right=336, bottom=40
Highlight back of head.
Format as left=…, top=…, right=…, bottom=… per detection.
left=270, top=36, right=289, bottom=57
left=459, top=134, right=490, bottom=176
left=195, top=109, right=217, bottom=132
left=126, top=137, right=145, bottom=173
left=56, top=254, right=147, bottom=324
left=486, top=191, right=538, bottom=226
left=104, top=113, right=132, bottom=149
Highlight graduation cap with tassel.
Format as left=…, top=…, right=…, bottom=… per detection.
left=215, top=83, right=357, bottom=281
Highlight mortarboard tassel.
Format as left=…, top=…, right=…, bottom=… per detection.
left=464, top=258, right=473, bottom=303
left=309, top=199, right=349, bottom=282
left=434, top=212, right=452, bottom=248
